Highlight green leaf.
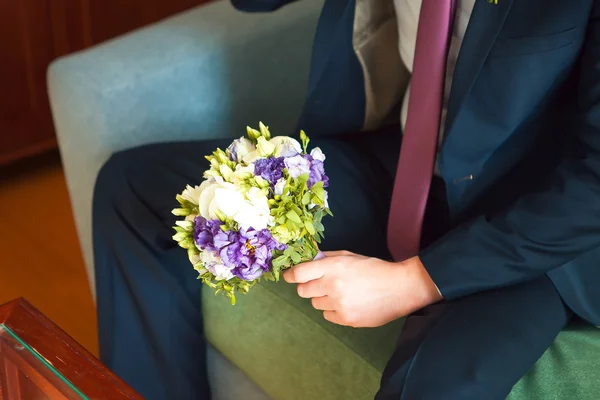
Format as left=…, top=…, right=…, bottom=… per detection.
left=312, top=186, right=325, bottom=201
left=203, top=279, right=217, bottom=289
left=311, top=181, right=324, bottom=190
left=290, top=204, right=304, bottom=216
left=283, top=247, right=294, bottom=257
left=262, top=272, right=275, bottom=282
left=296, top=173, right=309, bottom=186
left=272, top=255, right=289, bottom=269
left=311, top=195, right=323, bottom=207
left=290, top=251, right=302, bottom=264
left=286, top=210, right=302, bottom=224
left=314, top=221, right=325, bottom=231
left=304, top=220, right=316, bottom=235
left=302, top=192, right=311, bottom=205
left=315, top=209, right=323, bottom=221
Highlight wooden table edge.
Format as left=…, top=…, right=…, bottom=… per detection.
left=0, top=298, right=142, bottom=399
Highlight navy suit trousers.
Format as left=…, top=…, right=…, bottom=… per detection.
left=93, top=130, right=572, bottom=399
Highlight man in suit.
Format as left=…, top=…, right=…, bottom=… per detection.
left=93, top=0, right=600, bottom=398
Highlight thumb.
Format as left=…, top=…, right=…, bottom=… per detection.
left=283, top=260, right=326, bottom=283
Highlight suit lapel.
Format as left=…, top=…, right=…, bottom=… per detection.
left=444, top=0, right=516, bottom=137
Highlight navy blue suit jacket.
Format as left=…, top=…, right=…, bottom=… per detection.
left=233, top=0, right=600, bottom=326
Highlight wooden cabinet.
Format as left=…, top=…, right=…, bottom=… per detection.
left=0, top=0, right=207, bottom=165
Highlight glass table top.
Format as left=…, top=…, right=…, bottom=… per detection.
left=0, top=324, right=87, bottom=399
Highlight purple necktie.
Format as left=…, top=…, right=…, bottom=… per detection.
left=387, top=0, right=456, bottom=262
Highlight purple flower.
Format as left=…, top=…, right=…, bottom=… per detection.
left=194, top=217, right=223, bottom=251
left=254, top=157, right=285, bottom=185
left=213, top=228, right=286, bottom=281
left=283, top=154, right=328, bottom=188
left=228, top=148, right=237, bottom=162
left=298, top=154, right=329, bottom=189
left=308, top=157, right=329, bottom=188
left=284, top=155, right=311, bottom=179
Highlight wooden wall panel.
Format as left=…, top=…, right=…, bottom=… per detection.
left=88, top=0, right=201, bottom=43
left=0, top=0, right=56, bottom=164
left=0, top=0, right=205, bottom=165
left=49, top=0, right=93, bottom=56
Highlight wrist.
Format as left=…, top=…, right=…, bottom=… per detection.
left=397, top=256, right=443, bottom=311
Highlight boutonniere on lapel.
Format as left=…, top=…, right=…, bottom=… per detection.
left=488, top=0, right=499, bottom=3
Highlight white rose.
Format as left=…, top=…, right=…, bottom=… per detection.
left=241, top=151, right=260, bottom=164
left=273, top=178, right=287, bottom=196
left=310, top=147, right=326, bottom=162
left=200, top=250, right=234, bottom=281
left=198, top=179, right=246, bottom=220
left=197, top=180, right=216, bottom=213
left=227, top=137, right=256, bottom=162
left=270, top=136, right=302, bottom=157
left=198, top=178, right=272, bottom=230
left=212, top=185, right=246, bottom=219
left=234, top=187, right=272, bottom=230
left=180, top=184, right=203, bottom=205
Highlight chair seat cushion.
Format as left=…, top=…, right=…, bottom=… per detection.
left=203, top=279, right=600, bottom=399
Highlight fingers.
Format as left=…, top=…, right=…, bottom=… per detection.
left=297, top=279, right=328, bottom=298
left=284, top=250, right=361, bottom=283
left=323, top=310, right=345, bottom=325
left=324, top=310, right=358, bottom=327
left=311, top=296, right=335, bottom=311
left=283, top=261, right=325, bottom=283
left=322, top=250, right=368, bottom=260
left=322, top=250, right=355, bottom=257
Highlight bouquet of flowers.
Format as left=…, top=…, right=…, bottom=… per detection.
left=172, top=123, right=331, bottom=304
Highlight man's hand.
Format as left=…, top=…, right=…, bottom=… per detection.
left=283, top=251, right=443, bottom=328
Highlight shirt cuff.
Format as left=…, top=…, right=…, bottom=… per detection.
left=434, top=282, right=443, bottom=299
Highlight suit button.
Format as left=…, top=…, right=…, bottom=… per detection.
left=453, top=174, right=473, bottom=184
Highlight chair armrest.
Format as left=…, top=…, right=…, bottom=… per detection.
left=48, top=0, right=323, bottom=297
